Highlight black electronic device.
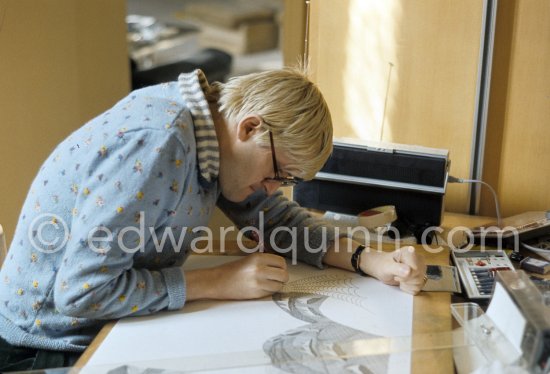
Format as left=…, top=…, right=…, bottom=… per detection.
left=293, top=138, right=450, bottom=228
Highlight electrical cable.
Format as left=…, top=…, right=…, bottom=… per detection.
left=448, top=175, right=502, bottom=227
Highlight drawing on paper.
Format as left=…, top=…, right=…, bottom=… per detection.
left=85, top=256, right=412, bottom=374
left=263, top=274, right=389, bottom=374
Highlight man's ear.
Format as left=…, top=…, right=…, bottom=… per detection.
left=236, top=115, right=262, bottom=141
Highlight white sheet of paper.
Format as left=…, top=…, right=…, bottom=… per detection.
left=84, top=255, right=413, bottom=373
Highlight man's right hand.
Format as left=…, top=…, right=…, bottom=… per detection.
left=184, top=253, right=289, bottom=301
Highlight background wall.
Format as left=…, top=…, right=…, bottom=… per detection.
left=0, top=0, right=130, bottom=243
left=481, top=0, right=550, bottom=217
left=281, top=0, right=306, bottom=67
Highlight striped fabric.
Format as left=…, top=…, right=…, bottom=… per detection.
left=177, top=70, right=220, bottom=183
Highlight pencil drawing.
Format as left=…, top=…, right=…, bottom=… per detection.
left=263, top=274, right=389, bottom=374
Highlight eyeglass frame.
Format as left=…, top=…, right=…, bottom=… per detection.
left=266, top=130, right=301, bottom=187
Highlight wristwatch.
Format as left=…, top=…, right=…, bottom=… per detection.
left=351, top=244, right=368, bottom=276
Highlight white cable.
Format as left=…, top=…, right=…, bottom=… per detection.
left=448, top=176, right=502, bottom=227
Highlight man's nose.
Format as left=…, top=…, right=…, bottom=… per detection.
left=263, top=180, right=281, bottom=196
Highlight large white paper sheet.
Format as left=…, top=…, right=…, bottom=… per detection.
left=84, top=255, right=413, bottom=373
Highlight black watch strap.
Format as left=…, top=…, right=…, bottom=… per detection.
left=351, top=244, right=368, bottom=276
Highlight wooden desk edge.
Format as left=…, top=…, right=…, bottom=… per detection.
left=75, top=321, right=115, bottom=368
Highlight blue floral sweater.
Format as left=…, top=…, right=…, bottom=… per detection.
left=0, top=70, right=334, bottom=351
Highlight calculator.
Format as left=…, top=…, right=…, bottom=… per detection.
left=451, top=250, right=515, bottom=299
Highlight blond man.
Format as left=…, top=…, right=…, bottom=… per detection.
left=0, top=67, right=425, bottom=370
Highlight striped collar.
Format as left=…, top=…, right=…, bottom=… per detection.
left=177, top=70, right=220, bottom=184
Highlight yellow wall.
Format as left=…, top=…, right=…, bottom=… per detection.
left=0, top=0, right=130, bottom=243
left=481, top=0, right=550, bottom=217
left=281, top=0, right=307, bottom=67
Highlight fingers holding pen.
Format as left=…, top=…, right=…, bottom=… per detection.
left=239, top=253, right=289, bottom=294
left=193, top=252, right=290, bottom=300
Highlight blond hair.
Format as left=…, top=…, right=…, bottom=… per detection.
left=216, top=66, right=333, bottom=180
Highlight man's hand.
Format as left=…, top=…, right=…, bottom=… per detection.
left=185, top=253, right=289, bottom=301
left=360, top=246, right=427, bottom=295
